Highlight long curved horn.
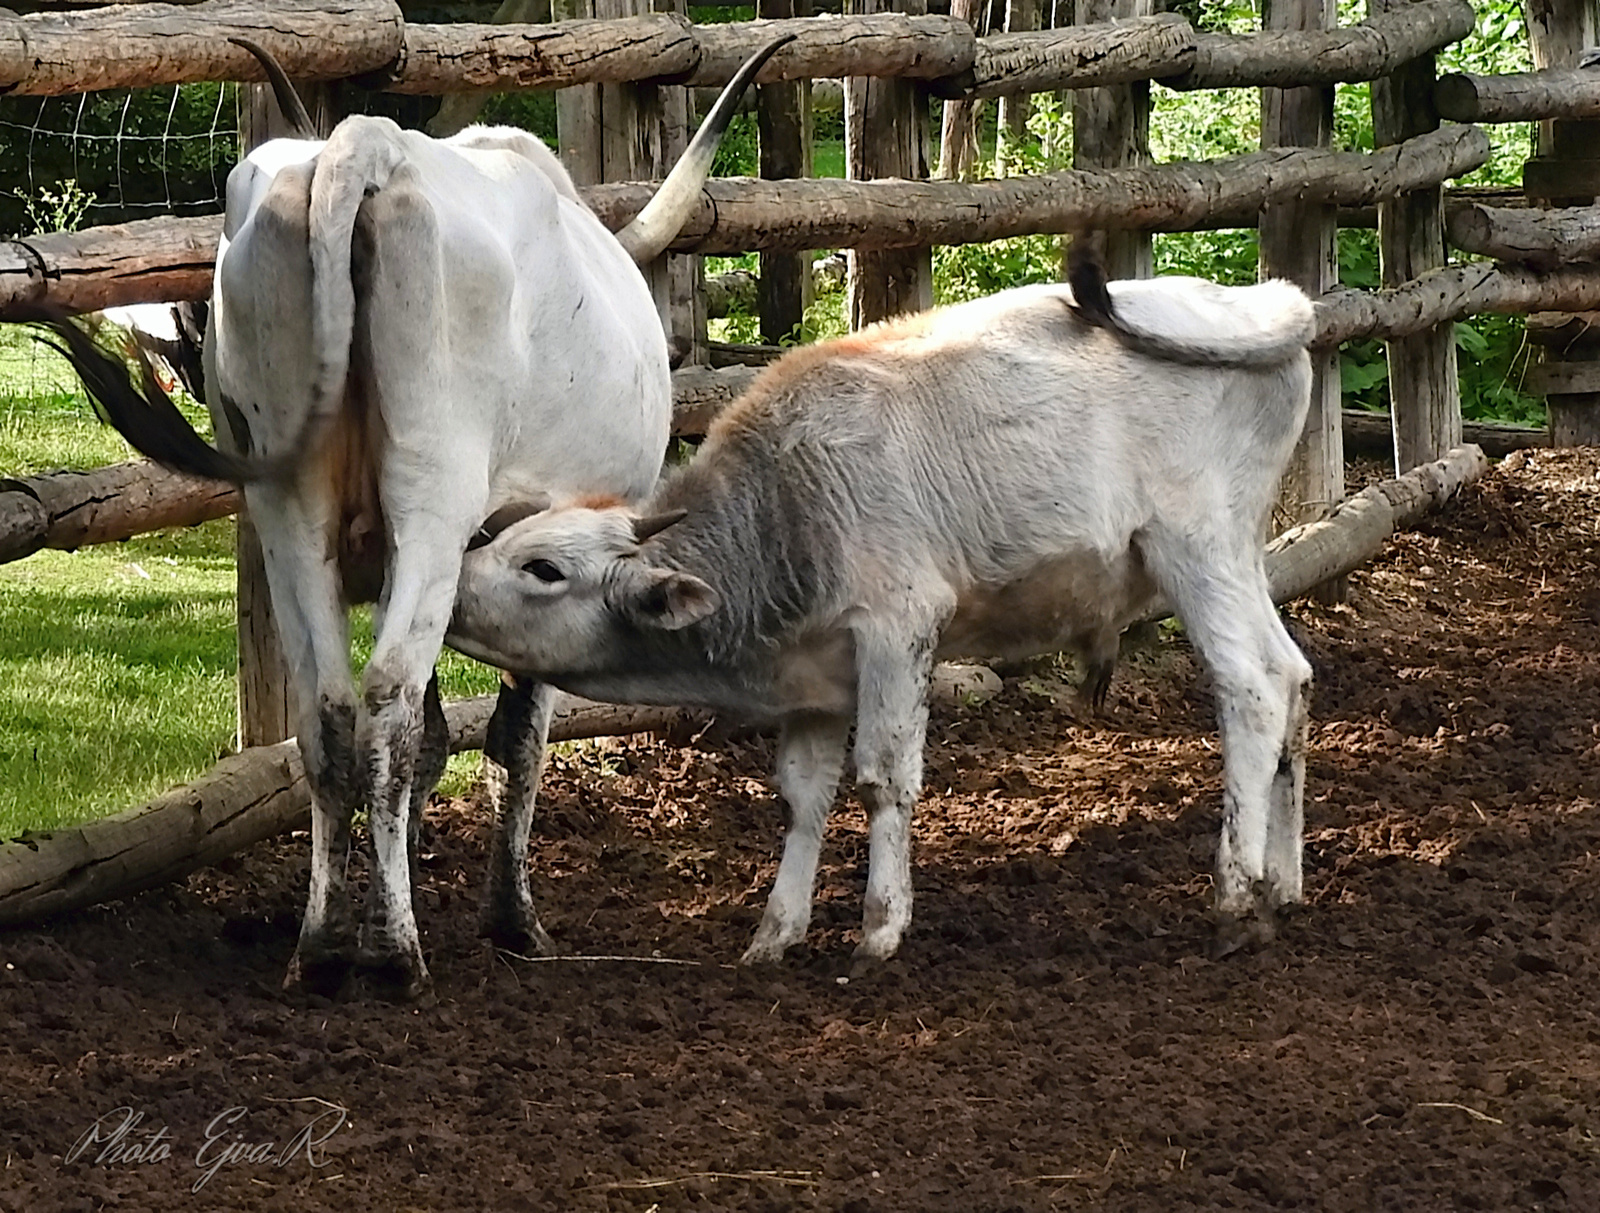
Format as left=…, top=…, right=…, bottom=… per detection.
left=614, top=34, right=796, bottom=265
left=229, top=37, right=318, bottom=139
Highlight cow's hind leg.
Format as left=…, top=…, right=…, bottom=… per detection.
left=244, top=486, right=363, bottom=997
left=741, top=712, right=851, bottom=964
left=1145, top=532, right=1312, bottom=955
left=479, top=674, right=560, bottom=956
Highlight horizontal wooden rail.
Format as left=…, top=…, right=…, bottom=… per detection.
left=0, top=126, right=1487, bottom=320
left=1314, top=260, right=1600, bottom=347
left=0, top=0, right=1478, bottom=99
left=1436, top=67, right=1600, bottom=124
left=0, top=0, right=404, bottom=95
left=585, top=124, right=1488, bottom=254
left=379, top=13, right=974, bottom=93
left=1160, top=0, right=1473, bottom=90
left=0, top=126, right=1485, bottom=320
left=943, top=14, right=1194, bottom=100
left=0, top=459, right=239, bottom=565
left=1446, top=203, right=1600, bottom=271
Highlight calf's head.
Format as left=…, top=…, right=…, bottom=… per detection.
left=448, top=503, right=720, bottom=676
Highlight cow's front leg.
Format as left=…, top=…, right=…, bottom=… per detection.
left=850, top=618, right=942, bottom=965
left=479, top=674, right=559, bottom=956
left=741, top=712, right=850, bottom=965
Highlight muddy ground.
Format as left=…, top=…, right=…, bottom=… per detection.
left=3, top=448, right=1599, bottom=1212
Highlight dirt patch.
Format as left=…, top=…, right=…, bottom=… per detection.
left=3, top=449, right=1599, bottom=1212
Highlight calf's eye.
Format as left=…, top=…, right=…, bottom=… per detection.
left=523, top=558, right=566, bottom=583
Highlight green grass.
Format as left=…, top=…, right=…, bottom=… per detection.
left=0, top=332, right=500, bottom=836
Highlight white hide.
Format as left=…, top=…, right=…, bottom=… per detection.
left=214, top=115, right=671, bottom=991
left=450, top=276, right=1318, bottom=965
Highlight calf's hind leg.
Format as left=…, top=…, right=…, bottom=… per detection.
left=850, top=616, right=944, bottom=965
left=1146, top=537, right=1312, bottom=954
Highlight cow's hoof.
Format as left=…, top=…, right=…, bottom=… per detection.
left=478, top=909, right=559, bottom=958
left=1211, top=907, right=1277, bottom=960
left=283, top=947, right=352, bottom=998
left=354, top=947, right=431, bottom=1002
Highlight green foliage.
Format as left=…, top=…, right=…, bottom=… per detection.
left=711, top=111, right=760, bottom=178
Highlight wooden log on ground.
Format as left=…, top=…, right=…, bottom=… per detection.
left=380, top=12, right=974, bottom=93
left=1436, top=67, right=1600, bottom=124
left=6, top=0, right=405, bottom=95
left=0, top=216, right=218, bottom=321
left=1341, top=410, right=1546, bottom=458
left=953, top=13, right=1193, bottom=99
left=1261, top=444, right=1489, bottom=603
left=0, top=460, right=240, bottom=566
left=1313, top=260, right=1600, bottom=347
left=0, top=665, right=998, bottom=927
left=1162, top=0, right=1472, bottom=90
left=1447, top=203, right=1600, bottom=272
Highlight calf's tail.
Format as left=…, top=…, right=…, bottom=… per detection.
left=1067, top=234, right=1316, bottom=368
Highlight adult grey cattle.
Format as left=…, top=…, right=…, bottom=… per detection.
left=43, top=38, right=789, bottom=997
left=448, top=253, right=1318, bottom=965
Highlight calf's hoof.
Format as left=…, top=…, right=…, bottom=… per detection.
left=1211, top=907, right=1277, bottom=960
left=354, top=945, right=431, bottom=1002
left=479, top=907, right=559, bottom=958
left=283, top=945, right=353, bottom=998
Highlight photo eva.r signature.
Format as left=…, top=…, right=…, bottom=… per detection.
left=65, top=1102, right=348, bottom=1193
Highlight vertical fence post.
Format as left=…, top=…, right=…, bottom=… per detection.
left=996, top=0, right=1041, bottom=174
left=937, top=0, right=984, bottom=181
left=846, top=0, right=934, bottom=327
left=234, top=82, right=340, bottom=749
left=1071, top=0, right=1153, bottom=280
left=1260, top=0, right=1343, bottom=558
left=1370, top=0, right=1459, bottom=473
left=758, top=0, right=814, bottom=346
left=1524, top=0, right=1600, bottom=444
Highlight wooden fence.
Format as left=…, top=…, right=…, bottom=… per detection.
left=2, top=0, right=1599, bottom=734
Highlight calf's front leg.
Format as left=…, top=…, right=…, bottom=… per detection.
left=479, top=674, right=560, bottom=956
left=741, top=712, right=850, bottom=964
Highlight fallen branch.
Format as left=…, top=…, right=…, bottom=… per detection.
left=0, top=664, right=998, bottom=927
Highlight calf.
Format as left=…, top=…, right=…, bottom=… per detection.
left=450, top=257, right=1318, bottom=964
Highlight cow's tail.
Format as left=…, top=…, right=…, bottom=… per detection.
left=304, top=117, right=410, bottom=442
left=32, top=310, right=251, bottom=482
left=1066, top=235, right=1315, bottom=368
left=613, top=34, right=796, bottom=264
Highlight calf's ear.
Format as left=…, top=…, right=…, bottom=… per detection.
left=623, top=569, right=719, bottom=631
